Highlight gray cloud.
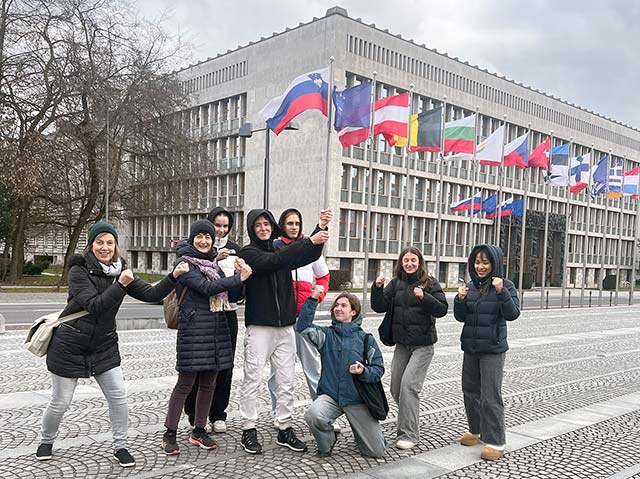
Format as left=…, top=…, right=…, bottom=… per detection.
left=136, top=0, right=640, bottom=129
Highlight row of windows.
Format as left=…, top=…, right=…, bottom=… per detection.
left=346, top=35, right=640, bottom=151
left=181, top=61, right=248, bottom=94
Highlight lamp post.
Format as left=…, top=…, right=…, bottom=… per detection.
left=239, top=121, right=299, bottom=210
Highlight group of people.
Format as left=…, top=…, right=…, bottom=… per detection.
left=34, top=204, right=520, bottom=468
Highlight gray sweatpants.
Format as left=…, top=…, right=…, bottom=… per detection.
left=41, top=366, right=128, bottom=450
left=390, top=344, right=434, bottom=443
left=462, top=351, right=506, bottom=446
left=304, top=394, right=386, bottom=458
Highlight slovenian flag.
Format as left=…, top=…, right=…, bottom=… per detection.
left=482, top=194, right=498, bottom=218
left=503, top=133, right=529, bottom=168
left=623, top=167, right=639, bottom=199
left=450, top=193, right=482, bottom=212
left=492, top=198, right=524, bottom=217
left=259, top=68, right=329, bottom=135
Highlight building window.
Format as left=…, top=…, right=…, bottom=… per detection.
left=161, top=252, right=168, bottom=271
left=146, top=251, right=153, bottom=270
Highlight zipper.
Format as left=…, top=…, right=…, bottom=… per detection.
left=272, top=273, right=281, bottom=326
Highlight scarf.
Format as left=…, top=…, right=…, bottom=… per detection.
left=181, top=256, right=229, bottom=312
left=100, top=258, right=123, bottom=277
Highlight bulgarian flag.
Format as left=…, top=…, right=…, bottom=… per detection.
left=444, top=114, right=476, bottom=153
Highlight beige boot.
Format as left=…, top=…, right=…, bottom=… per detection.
left=481, top=446, right=504, bottom=460
left=460, top=432, right=481, bottom=446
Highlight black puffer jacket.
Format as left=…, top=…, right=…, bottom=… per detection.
left=47, top=253, right=176, bottom=378
left=371, top=274, right=448, bottom=346
left=453, top=244, right=520, bottom=353
left=238, top=209, right=325, bottom=328
left=174, top=242, right=243, bottom=373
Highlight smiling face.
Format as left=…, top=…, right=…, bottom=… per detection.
left=474, top=250, right=493, bottom=278
left=212, top=213, right=230, bottom=239
left=332, top=297, right=356, bottom=323
left=283, top=212, right=301, bottom=240
left=401, top=252, right=420, bottom=275
left=193, top=232, right=213, bottom=254
left=92, top=233, right=116, bottom=265
left=253, top=215, right=272, bottom=241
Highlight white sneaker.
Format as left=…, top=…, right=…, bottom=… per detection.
left=333, top=423, right=341, bottom=433
left=212, top=420, right=227, bottom=433
left=396, top=439, right=416, bottom=450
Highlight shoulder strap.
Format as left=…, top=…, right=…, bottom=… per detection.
left=362, top=333, right=371, bottom=365
left=177, top=287, right=188, bottom=305
left=59, top=310, right=89, bottom=323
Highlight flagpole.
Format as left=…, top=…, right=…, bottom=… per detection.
left=469, top=107, right=480, bottom=248
left=580, top=143, right=594, bottom=308
left=435, top=96, right=447, bottom=280
left=322, top=56, right=335, bottom=209
left=402, top=84, right=415, bottom=247
left=540, top=131, right=554, bottom=308
left=630, top=170, right=640, bottom=305
left=560, top=138, right=573, bottom=308
left=599, top=149, right=611, bottom=306
left=518, top=123, right=532, bottom=301
left=507, top=216, right=513, bottom=277
left=362, top=72, right=377, bottom=313
left=496, top=116, right=507, bottom=246
left=615, top=154, right=626, bottom=305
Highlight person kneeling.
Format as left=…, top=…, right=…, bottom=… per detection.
left=298, top=288, right=387, bottom=458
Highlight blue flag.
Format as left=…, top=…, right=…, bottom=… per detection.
left=333, top=82, right=372, bottom=131
left=591, top=155, right=609, bottom=197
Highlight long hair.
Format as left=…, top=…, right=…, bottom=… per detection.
left=84, top=232, right=121, bottom=262
left=330, top=292, right=361, bottom=320
left=393, top=246, right=433, bottom=288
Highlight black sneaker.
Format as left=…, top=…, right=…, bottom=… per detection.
left=114, top=448, right=136, bottom=468
left=162, top=429, right=180, bottom=455
left=189, top=427, right=217, bottom=450
left=241, top=428, right=262, bottom=454
left=36, top=443, right=53, bottom=461
left=276, top=427, right=307, bottom=452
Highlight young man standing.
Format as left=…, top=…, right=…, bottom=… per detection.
left=183, top=207, right=240, bottom=434
left=238, top=208, right=331, bottom=454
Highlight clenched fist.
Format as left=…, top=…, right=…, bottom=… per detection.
left=118, top=269, right=134, bottom=287
left=310, top=230, right=329, bottom=245
left=374, top=274, right=385, bottom=288
left=172, top=262, right=189, bottom=278
left=457, top=285, right=469, bottom=300
left=492, top=277, right=503, bottom=293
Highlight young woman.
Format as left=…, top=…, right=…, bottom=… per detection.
left=37, top=221, right=188, bottom=467
left=371, top=246, right=448, bottom=450
left=161, top=219, right=252, bottom=455
left=298, top=290, right=387, bottom=458
left=454, top=244, right=520, bottom=461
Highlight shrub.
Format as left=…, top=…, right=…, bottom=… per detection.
left=329, top=269, right=351, bottom=290
left=23, top=260, right=47, bottom=275
left=602, top=274, right=617, bottom=290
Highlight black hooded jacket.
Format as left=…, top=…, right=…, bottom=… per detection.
left=207, top=206, right=241, bottom=252
left=453, top=244, right=520, bottom=353
left=47, top=252, right=177, bottom=378
left=238, top=209, right=325, bottom=327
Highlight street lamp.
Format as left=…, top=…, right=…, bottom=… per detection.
left=239, top=121, right=299, bottom=210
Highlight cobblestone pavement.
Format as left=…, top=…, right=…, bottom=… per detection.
left=2, top=306, right=640, bottom=478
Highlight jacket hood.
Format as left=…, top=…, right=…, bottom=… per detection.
left=176, top=240, right=216, bottom=261
left=468, top=244, right=504, bottom=288
left=246, top=209, right=283, bottom=250
left=278, top=208, right=303, bottom=242
left=207, top=207, right=234, bottom=232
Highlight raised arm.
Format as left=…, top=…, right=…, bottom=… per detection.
left=420, top=281, right=449, bottom=318
left=68, top=266, right=127, bottom=316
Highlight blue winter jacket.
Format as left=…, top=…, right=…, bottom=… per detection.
left=174, top=242, right=243, bottom=373
left=453, top=244, right=520, bottom=354
left=297, top=298, right=384, bottom=407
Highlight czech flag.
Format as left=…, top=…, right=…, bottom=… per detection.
left=259, top=68, right=329, bottom=135
left=503, top=133, right=529, bottom=168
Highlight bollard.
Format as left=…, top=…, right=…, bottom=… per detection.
left=568, top=291, right=571, bottom=308
left=0, top=313, right=5, bottom=334
left=609, top=291, right=613, bottom=307
left=545, top=290, right=549, bottom=309
left=629, top=290, right=633, bottom=306
left=521, top=290, right=524, bottom=309
left=589, top=291, right=592, bottom=308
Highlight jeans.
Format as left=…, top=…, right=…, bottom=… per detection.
left=304, top=394, right=386, bottom=458
left=41, top=366, right=128, bottom=450
left=462, top=351, right=506, bottom=446
left=390, top=344, right=434, bottom=443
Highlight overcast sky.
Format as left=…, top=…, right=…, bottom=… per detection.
left=136, top=0, right=640, bottom=130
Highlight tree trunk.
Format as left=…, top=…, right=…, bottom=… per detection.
left=7, top=196, right=30, bottom=283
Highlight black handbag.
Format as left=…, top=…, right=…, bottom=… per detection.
left=377, top=283, right=395, bottom=346
left=352, top=333, right=389, bottom=420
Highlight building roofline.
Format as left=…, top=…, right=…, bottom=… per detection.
left=177, top=5, right=639, bottom=133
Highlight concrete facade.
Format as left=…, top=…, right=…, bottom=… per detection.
left=124, top=7, right=640, bottom=289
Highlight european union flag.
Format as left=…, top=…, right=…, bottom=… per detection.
left=332, top=83, right=372, bottom=131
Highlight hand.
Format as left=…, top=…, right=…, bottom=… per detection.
left=216, top=248, right=231, bottom=261
left=349, top=361, right=364, bottom=375
left=457, top=285, right=468, bottom=300
left=318, top=208, right=333, bottom=229
left=234, top=258, right=247, bottom=270
left=413, top=287, right=424, bottom=299
left=374, top=274, right=385, bottom=287
left=239, top=264, right=252, bottom=282
left=172, top=262, right=189, bottom=278
left=118, top=269, right=134, bottom=286
left=310, top=230, right=329, bottom=245
left=492, top=277, right=503, bottom=293
left=311, top=284, right=324, bottom=299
